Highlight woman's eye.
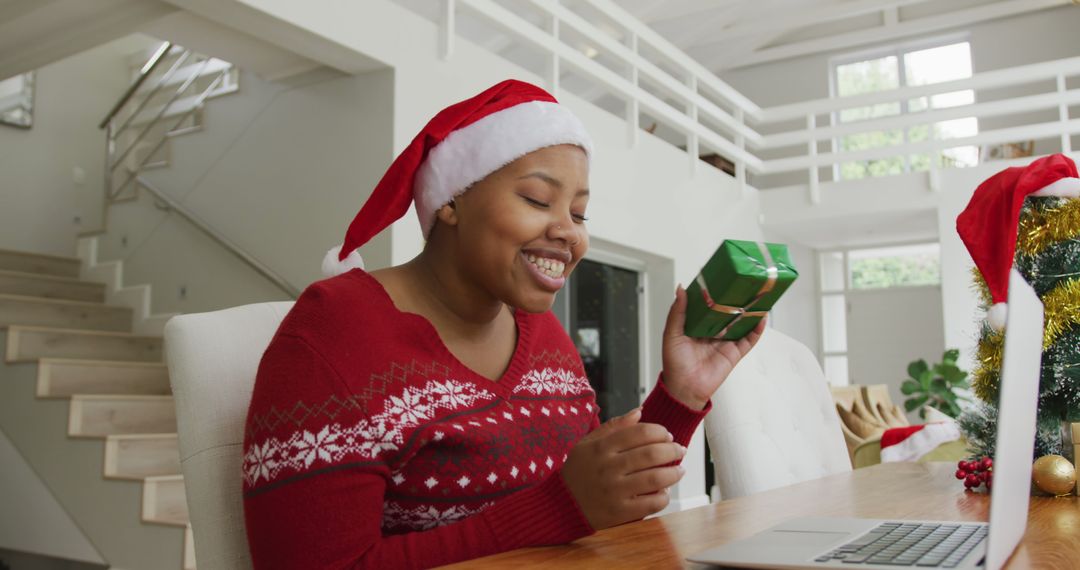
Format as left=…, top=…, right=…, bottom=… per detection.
left=522, top=196, right=549, bottom=208
left=572, top=213, right=589, bottom=223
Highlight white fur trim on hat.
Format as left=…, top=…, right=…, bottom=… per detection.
left=987, top=302, right=1007, bottom=332
left=1032, top=177, right=1080, bottom=198
left=414, top=100, right=593, bottom=239
left=322, top=244, right=365, bottom=277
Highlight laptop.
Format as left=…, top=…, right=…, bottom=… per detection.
left=688, top=268, right=1043, bottom=570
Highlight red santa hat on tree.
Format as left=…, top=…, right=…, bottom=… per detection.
left=322, top=79, right=593, bottom=277
left=956, top=153, right=1080, bottom=331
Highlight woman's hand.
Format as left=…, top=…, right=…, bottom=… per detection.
left=660, top=285, right=766, bottom=410
left=560, top=408, right=687, bottom=530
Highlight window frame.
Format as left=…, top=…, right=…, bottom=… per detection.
left=827, top=32, right=973, bottom=182
left=816, top=239, right=942, bottom=386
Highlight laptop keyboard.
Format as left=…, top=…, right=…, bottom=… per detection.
left=813, top=522, right=988, bottom=567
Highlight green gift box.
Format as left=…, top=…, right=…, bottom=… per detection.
left=684, top=240, right=799, bottom=340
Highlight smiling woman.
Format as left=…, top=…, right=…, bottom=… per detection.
left=241, top=79, right=765, bottom=569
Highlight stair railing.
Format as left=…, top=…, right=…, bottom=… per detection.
left=135, top=177, right=301, bottom=298
left=96, top=41, right=300, bottom=299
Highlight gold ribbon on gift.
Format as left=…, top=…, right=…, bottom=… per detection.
left=695, top=241, right=778, bottom=338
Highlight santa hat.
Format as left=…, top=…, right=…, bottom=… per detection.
left=956, top=153, right=1080, bottom=331
left=322, top=79, right=593, bottom=277
left=879, top=422, right=962, bottom=463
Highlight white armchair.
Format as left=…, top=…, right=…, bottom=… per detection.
left=704, top=328, right=850, bottom=501
left=164, top=301, right=294, bottom=570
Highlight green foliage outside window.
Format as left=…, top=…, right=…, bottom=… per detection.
left=850, top=253, right=940, bottom=289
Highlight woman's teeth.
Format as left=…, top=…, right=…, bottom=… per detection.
left=526, top=254, right=566, bottom=279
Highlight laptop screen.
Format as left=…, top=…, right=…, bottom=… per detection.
left=983, top=268, right=1043, bottom=570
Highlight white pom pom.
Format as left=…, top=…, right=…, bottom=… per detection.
left=322, top=245, right=364, bottom=277
left=987, top=302, right=1007, bottom=332
left=1031, top=177, right=1080, bottom=198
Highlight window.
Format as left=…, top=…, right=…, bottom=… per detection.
left=833, top=41, right=977, bottom=180
left=817, top=243, right=941, bottom=384
left=849, top=243, right=941, bottom=289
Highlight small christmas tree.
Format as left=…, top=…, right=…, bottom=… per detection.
left=956, top=154, right=1080, bottom=462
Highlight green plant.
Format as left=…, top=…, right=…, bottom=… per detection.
left=901, top=349, right=971, bottom=420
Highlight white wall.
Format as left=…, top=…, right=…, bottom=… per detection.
left=0, top=429, right=103, bottom=565
left=846, top=285, right=945, bottom=421
left=760, top=234, right=819, bottom=354
left=0, top=35, right=157, bottom=257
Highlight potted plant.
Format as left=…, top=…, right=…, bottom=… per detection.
left=901, top=349, right=971, bottom=420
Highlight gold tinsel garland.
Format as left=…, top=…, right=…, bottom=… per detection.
left=972, top=278, right=1080, bottom=402
left=1017, top=198, right=1080, bottom=257
left=972, top=328, right=1003, bottom=402
left=970, top=199, right=1080, bottom=403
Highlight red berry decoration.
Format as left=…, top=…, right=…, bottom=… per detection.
left=955, top=469, right=968, bottom=480
left=981, top=457, right=993, bottom=470
left=965, top=474, right=979, bottom=488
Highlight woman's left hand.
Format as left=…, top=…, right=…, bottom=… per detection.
left=660, top=284, right=766, bottom=410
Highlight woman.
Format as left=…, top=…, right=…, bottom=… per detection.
left=241, top=79, right=763, bottom=568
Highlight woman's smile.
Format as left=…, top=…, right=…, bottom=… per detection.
left=521, top=250, right=569, bottom=291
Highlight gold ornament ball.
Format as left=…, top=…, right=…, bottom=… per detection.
left=1032, top=454, right=1076, bottom=496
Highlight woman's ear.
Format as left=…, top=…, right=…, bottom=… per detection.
left=436, top=199, right=459, bottom=227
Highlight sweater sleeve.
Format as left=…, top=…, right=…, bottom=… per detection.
left=638, top=372, right=712, bottom=448
left=242, top=334, right=594, bottom=570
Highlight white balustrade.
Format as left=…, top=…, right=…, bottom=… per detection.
left=436, top=0, right=1080, bottom=192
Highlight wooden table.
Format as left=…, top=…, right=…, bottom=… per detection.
left=447, top=462, right=1080, bottom=569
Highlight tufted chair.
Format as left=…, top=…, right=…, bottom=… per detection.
left=704, top=328, right=851, bottom=502
left=164, top=302, right=295, bottom=570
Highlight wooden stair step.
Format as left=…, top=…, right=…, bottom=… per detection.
left=104, top=433, right=181, bottom=480
left=0, top=248, right=81, bottom=278
left=0, top=294, right=132, bottom=332
left=0, top=269, right=105, bottom=302
left=68, top=394, right=177, bottom=438
left=142, top=474, right=189, bottom=527
left=37, top=358, right=170, bottom=398
left=184, top=524, right=196, bottom=570
left=6, top=325, right=163, bottom=363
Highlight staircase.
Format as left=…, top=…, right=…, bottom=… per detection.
left=0, top=250, right=194, bottom=570
left=1, top=37, right=296, bottom=570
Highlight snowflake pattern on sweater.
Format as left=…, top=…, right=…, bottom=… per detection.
left=244, top=355, right=595, bottom=533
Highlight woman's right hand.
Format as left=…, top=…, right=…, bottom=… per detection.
left=559, top=407, right=687, bottom=530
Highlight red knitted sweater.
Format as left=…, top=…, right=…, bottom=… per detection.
left=241, top=270, right=710, bottom=569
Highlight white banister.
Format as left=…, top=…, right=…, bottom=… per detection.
left=626, top=30, right=639, bottom=148
left=436, top=0, right=1080, bottom=187
left=735, top=109, right=747, bottom=195
left=1059, top=73, right=1071, bottom=154
left=688, top=74, right=699, bottom=175
left=807, top=114, right=820, bottom=204
left=761, top=56, right=1080, bottom=123
left=763, top=88, right=1080, bottom=148
left=458, top=0, right=765, bottom=171
left=764, top=118, right=1080, bottom=174
left=582, top=0, right=762, bottom=117
left=531, top=0, right=762, bottom=146
left=546, top=6, right=559, bottom=96
left=440, top=0, right=455, bottom=61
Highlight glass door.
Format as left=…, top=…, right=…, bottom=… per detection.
left=558, top=258, right=642, bottom=422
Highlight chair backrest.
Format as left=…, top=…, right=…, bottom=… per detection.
left=704, top=328, right=851, bottom=501
left=164, top=301, right=295, bottom=570
left=861, top=384, right=910, bottom=427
